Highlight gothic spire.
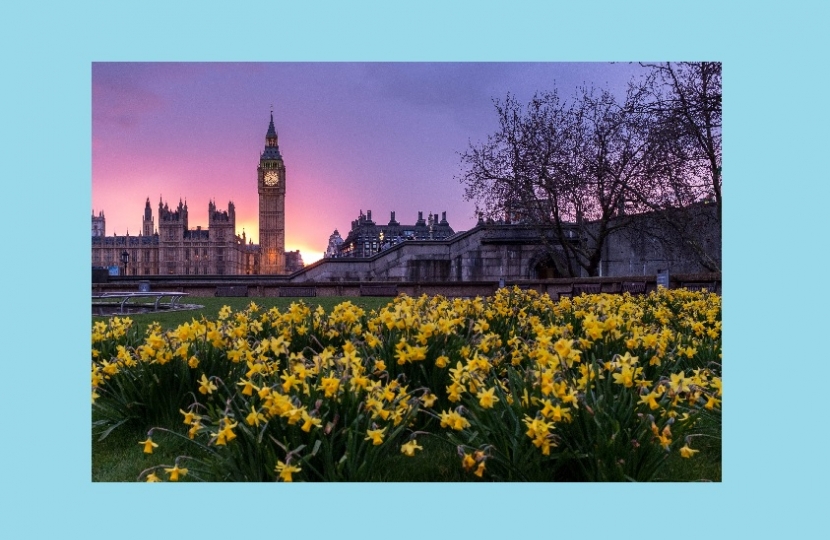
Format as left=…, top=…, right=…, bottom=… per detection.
left=262, top=108, right=282, bottom=159
left=266, top=108, right=278, bottom=139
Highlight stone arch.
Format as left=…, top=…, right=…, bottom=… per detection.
left=527, top=250, right=560, bottom=279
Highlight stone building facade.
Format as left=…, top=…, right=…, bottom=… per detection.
left=295, top=204, right=720, bottom=283
left=92, top=198, right=251, bottom=276
left=92, top=113, right=303, bottom=276
left=327, top=210, right=455, bottom=258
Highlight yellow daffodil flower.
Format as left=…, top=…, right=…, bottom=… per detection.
left=365, top=428, right=386, bottom=446
left=476, top=387, right=499, bottom=409
left=145, top=472, right=161, bottom=482
left=198, top=374, right=217, bottom=395
left=400, top=440, right=423, bottom=457
left=680, top=444, right=699, bottom=458
left=164, top=465, right=188, bottom=481
left=275, top=461, right=302, bottom=482
left=139, top=437, right=158, bottom=454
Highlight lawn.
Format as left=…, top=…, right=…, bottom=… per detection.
left=93, top=296, right=393, bottom=336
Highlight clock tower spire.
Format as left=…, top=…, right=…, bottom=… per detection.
left=258, top=108, right=286, bottom=274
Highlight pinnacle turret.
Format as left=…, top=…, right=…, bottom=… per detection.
left=266, top=110, right=277, bottom=139
left=262, top=109, right=282, bottom=159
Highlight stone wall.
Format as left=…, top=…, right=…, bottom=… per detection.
left=96, top=273, right=721, bottom=299
left=601, top=203, right=721, bottom=276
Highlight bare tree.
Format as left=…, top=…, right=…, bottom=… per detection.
left=459, top=84, right=661, bottom=277
left=459, top=62, right=722, bottom=276
left=633, top=62, right=722, bottom=271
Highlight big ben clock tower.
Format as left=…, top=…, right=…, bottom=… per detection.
left=258, top=110, right=286, bottom=274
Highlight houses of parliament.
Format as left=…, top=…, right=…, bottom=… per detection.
left=91, top=113, right=303, bottom=276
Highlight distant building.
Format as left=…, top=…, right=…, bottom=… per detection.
left=91, top=112, right=303, bottom=276
left=92, top=198, right=250, bottom=275
left=325, top=229, right=344, bottom=258
left=328, top=210, right=456, bottom=258
left=295, top=203, right=720, bottom=284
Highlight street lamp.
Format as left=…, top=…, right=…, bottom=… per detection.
left=121, top=250, right=129, bottom=276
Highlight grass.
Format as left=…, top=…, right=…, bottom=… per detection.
left=93, top=296, right=394, bottom=336
left=92, top=419, right=204, bottom=482
left=92, top=418, right=469, bottom=482
left=93, top=419, right=720, bottom=482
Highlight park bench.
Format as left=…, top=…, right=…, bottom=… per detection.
left=680, top=281, right=718, bottom=293
left=92, top=291, right=189, bottom=313
left=360, top=284, right=399, bottom=297
left=278, top=286, right=317, bottom=297
left=215, top=285, right=248, bottom=297
left=621, top=281, right=647, bottom=295
left=572, top=283, right=602, bottom=296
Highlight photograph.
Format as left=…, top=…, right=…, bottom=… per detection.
left=91, top=61, right=722, bottom=482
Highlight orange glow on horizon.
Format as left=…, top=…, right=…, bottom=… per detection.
left=286, top=244, right=324, bottom=265
left=234, top=220, right=259, bottom=244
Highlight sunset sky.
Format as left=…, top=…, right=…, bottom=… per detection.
left=92, top=62, right=647, bottom=264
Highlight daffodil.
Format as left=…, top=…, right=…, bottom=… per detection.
left=275, top=460, right=302, bottom=482
left=164, top=464, right=188, bottom=481
left=280, top=373, right=300, bottom=393
left=532, top=434, right=552, bottom=455
left=319, top=376, right=340, bottom=398
left=439, top=410, right=471, bottom=431
left=400, top=440, right=423, bottom=457
left=365, top=427, right=386, bottom=446
left=462, top=453, right=476, bottom=471
left=300, top=410, right=322, bottom=433
left=420, top=393, right=437, bottom=408
left=680, top=444, right=699, bottom=458
left=246, top=406, right=266, bottom=427
left=214, top=418, right=238, bottom=445
left=705, top=395, right=721, bottom=410
left=638, top=392, right=661, bottom=411
left=553, top=338, right=571, bottom=359
left=139, top=437, right=158, bottom=454
left=476, top=387, right=499, bottom=409
left=363, top=332, right=380, bottom=348
left=669, top=372, right=691, bottom=393
left=180, top=409, right=199, bottom=425
left=198, top=374, right=217, bottom=395
left=188, top=422, right=202, bottom=440
left=612, top=365, right=635, bottom=388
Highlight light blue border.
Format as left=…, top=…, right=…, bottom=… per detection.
left=5, top=1, right=825, bottom=538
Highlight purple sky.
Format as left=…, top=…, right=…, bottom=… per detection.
left=92, top=62, right=647, bottom=263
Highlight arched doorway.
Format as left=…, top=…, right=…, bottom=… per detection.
left=529, top=252, right=559, bottom=279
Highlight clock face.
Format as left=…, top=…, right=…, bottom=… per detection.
left=264, top=171, right=279, bottom=186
